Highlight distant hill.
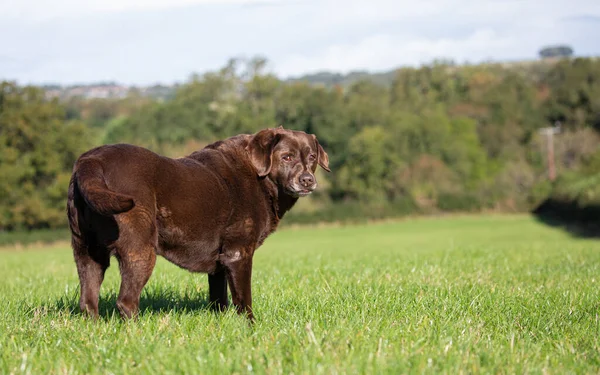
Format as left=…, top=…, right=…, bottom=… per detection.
left=284, top=58, right=583, bottom=88
left=42, top=83, right=178, bottom=101
left=41, top=57, right=597, bottom=101
left=286, top=69, right=398, bottom=88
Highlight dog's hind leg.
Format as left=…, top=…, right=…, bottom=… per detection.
left=73, top=237, right=110, bottom=319
left=115, top=244, right=156, bottom=319
left=114, top=211, right=158, bottom=319
left=70, top=175, right=109, bottom=319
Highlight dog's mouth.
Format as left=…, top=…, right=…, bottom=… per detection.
left=296, top=189, right=313, bottom=197
left=286, top=186, right=315, bottom=198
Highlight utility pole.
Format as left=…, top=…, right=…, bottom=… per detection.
left=538, top=122, right=561, bottom=181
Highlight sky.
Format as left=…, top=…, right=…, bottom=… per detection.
left=1, top=0, right=599, bottom=86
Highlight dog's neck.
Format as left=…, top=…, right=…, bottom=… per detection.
left=276, top=186, right=299, bottom=220
left=200, top=139, right=299, bottom=224
left=262, top=177, right=298, bottom=223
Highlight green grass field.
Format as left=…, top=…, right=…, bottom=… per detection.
left=1, top=215, right=599, bottom=374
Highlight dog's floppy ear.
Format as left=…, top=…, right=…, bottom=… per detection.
left=312, top=135, right=331, bottom=172
left=246, top=128, right=281, bottom=177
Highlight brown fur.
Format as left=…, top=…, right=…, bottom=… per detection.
left=66, top=127, right=330, bottom=321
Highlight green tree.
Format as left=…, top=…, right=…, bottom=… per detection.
left=337, top=126, right=403, bottom=202
left=0, top=82, right=93, bottom=230
left=543, top=58, right=600, bottom=131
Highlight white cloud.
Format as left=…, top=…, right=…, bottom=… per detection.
left=1, top=0, right=599, bottom=84
left=277, top=30, right=513, bottom=76
left=276, top=0, right=600, bottom=77
left=308, top=0, right=455, bottom=30
left=1, top=0, right=278, bottom=22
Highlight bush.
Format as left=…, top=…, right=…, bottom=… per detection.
left=436, top=192, right=484, bottom=212
left=0, top=228, right=70, bottom=247
left=533, top=150, right=600, bottom=227
left=283, top=197, right=419, bottom=226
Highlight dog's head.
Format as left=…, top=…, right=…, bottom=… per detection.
left=246, top=126, right=330, bottom=197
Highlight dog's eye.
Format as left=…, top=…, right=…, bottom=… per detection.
left=282, top=155, right=293, bottom=162
left=308, top=154, right=317, bottom=162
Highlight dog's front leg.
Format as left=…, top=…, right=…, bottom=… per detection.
left=220, top=250, right=254, bottom=322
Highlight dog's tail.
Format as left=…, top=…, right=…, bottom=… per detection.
left=67, top=174, right=83, bottom=239
left=74, top=158, right=135, bottom=216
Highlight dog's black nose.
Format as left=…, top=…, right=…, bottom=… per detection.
left=299, top=173, right=315, bottom=188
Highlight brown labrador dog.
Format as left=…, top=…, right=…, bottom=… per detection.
left=66, top=126, right=330, bottom=321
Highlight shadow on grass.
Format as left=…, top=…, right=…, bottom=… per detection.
left=42, top=287, right=214, bottom=319
left=532, top=199, right=600, bottom=239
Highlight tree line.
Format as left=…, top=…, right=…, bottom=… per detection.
left=1, top=57, right=599, bottom=231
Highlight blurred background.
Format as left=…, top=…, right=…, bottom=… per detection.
left=1, top=0, right=599, bottom=243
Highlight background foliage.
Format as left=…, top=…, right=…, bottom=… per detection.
left=1, top=57, right=599, bottom=231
